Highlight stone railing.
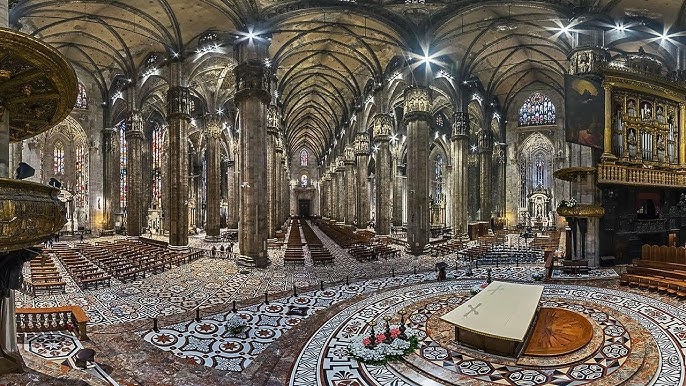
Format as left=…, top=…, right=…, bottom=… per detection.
left=16, top=306, right=89, bottom=340
left=597, top=164, right=685, bottom=188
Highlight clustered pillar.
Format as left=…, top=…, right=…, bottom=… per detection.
left=451, top=112, right=468, bottom=236
left=344, top=146, right=356, bottom=225
left=479, top=131, right=493, bottom=221
left=372, top=113, right=393, bottom=234
left=405, top=86, right=431, bottom=255
left=354, top=133, right=370, bottom=227
left=166, top=60, right=190, bottom=247
left=125, top=112, right=145, bottom=236
left=235, top=38, right=270, bottom=266
left=204, top=119, right=221, bottom=241
left=101, top=127, right=119, bottom=230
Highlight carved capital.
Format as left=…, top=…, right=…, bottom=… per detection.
left=206, top=119, right=222, bottom=140
left=354, top=132, right=370, bottom=155
left=371, top=113, right=393, bottom=141
left=451, top=111, right=468, bottom=140
left=234, top=60, right=270, bottom=104
left=404, top=86, right=431, bottom=122
left=267, top=104, right=279, bottom=133
left=167, top=86, right=191, bottom=119
left=101, top=128, right=117, bottom=153
left=344, top=146, right=356, bottom=164
left=568, top=48, right=609, bottom=76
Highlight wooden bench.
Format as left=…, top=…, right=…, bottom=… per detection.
left=29, top=281, right=66, bottom=295
left=561, top=259, right=589, bottom=274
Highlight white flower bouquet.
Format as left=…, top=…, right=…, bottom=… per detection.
left=347, top=326, right=420, bottom=365
left=225, top=314, right=247, bottom=334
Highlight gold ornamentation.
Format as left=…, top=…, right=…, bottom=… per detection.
left=0, top=179, right=67, bottom=252
left=557, top=204, right=605, bottom=218
left=553, top=167, right=596, bottom=182
left=0, top=28, right=78, bottom=142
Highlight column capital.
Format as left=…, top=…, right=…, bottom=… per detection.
left=167, top=86, right=191, bottom=119
left=404, top=86, right=432, bottom=122
left=371, top=113, right=393, bottom=142
left=344, top=145, right=356, bottom=164
left=354, top=132, right=370, bottom=155
left=205, top=119, right=222, bottom=139
left=267, top=104, right=280, bottom=134
left=234, top=60, right=271, bottom=104
left=451, top=111, right=469, bottom=140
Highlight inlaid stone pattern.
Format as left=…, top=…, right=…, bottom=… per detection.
left=289, top=281, right=686, bottom=386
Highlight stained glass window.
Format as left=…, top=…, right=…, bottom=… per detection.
left=75, top=83, right=88, bottom=109
left=116, top=120, right=127, bottom=210
left=75, top=145, right=88, bottom=208
left=53, top=142, right=65, bottom=174
left=433, top=155, right=444, bottom=203
left=151, top=124, right=163, bottom=209
left=518, top=92, right=556, bottom=127
left=300, top=149, right=308, bottom=166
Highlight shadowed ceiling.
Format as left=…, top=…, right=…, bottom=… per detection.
left=9, top=0, right=686, bottom=160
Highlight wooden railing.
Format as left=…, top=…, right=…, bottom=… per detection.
left=597, top=163, right=685, bottom=188
left=16, top=306, right=89, bottom=341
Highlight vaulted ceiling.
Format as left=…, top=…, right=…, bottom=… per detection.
left=8, top=0, right=686, bottom=160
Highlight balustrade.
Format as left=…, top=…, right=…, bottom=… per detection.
left=598, top=163, right=685, bottom=187
left=16, top=306, right=89, bottom=340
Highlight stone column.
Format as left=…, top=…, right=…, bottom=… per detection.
left=335, top=160, right=345, bottom=221
left=392, top=153, right=403, bottom=226
left=166, top=61, right=190, bottom=247
left=451, top=112, right=468, bottom=236
left=344, top=146, right=356, bottom=225
left=283, top=160, right=290, bottom=221
left=321, top=174, right=329, bottom=218
left=227, top=158, right=239, bottom=228
left=235, top=38, right=270, bottom=266
left=479, top=132, right=493, bottom=221
left=204, top=119, right=221, bottom=241
left=125, top=112, right=145, bottom=236
left=274, top=138, right=284, bottom=228
left=355, top=133, right=370, bottom=226
left=372, top=114, right=393, bottom=234
left=101, top=127, right=119, bottom=230
left=266, top=105, right=278, bottom=237
left=405, top=86, right=431, bottom=255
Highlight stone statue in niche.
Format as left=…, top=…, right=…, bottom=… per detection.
left=640, top=101, right=652, bottom=120
left=627, top=99, right=637, bottom=117
left=627, top=128, right=638, bottom=159
left=657, top=132, right=666, bottom=162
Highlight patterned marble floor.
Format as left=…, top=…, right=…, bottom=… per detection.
left=289, top=280, right=686, bottom=386
left=22, top=331, right=120, bottom=386
left=18, top=223, right=555, bottom=326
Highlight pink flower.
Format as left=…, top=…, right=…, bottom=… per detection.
left=375, top=333, right=387, bottom=344
left=362, top=338, right=371, bottom=347
left=390, top=328, right=401, bottom=338
left=480, top=283, right=488, bottom=289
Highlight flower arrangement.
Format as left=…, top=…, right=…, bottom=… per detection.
left=470, top=282, right=489, bottom=296
left=225, top=314, right=247, bottom=334
left=347, top=316, right=419, bottom=366
left=559, top=198, right=578, bottom=208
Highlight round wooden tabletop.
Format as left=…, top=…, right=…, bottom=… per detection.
left=523, top=307, right=594, bottom=357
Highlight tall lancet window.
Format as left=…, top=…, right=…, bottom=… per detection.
left=53, top=142, right=65, bottom=175
left=151, top=124, right=163, bottom=209
left=518, top=92, right=556, bottom=127
left=116, top=120, right=127, bottom=210
left=535, top=153, right=545, bottom=189
left=433, top=154, right=444, bottom=203
left=75, top=83, right=88, bottom=109
left=75, top=145, right=88, bottom=207
left=300, top=149, right=308, bottom=166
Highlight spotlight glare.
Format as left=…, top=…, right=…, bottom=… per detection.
left=614, top=23, right=626, bottom=32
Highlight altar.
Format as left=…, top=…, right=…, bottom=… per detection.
left=440, top=281, right=544, bottom=357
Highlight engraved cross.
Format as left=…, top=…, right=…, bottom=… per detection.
left=464, top=303, right=481, bottom=317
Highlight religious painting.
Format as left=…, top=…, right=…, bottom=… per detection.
left=564, top=74, right=605, bottom=149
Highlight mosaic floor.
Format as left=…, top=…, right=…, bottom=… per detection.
left=13, top=222, right=679, bottom=386
left=289, top=280, right=686, bottom=386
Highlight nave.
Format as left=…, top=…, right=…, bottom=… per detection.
left=3, top=219, right=680, bottom=386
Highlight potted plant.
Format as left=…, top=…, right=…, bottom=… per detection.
left=225, top=314, right=247, bottom=334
